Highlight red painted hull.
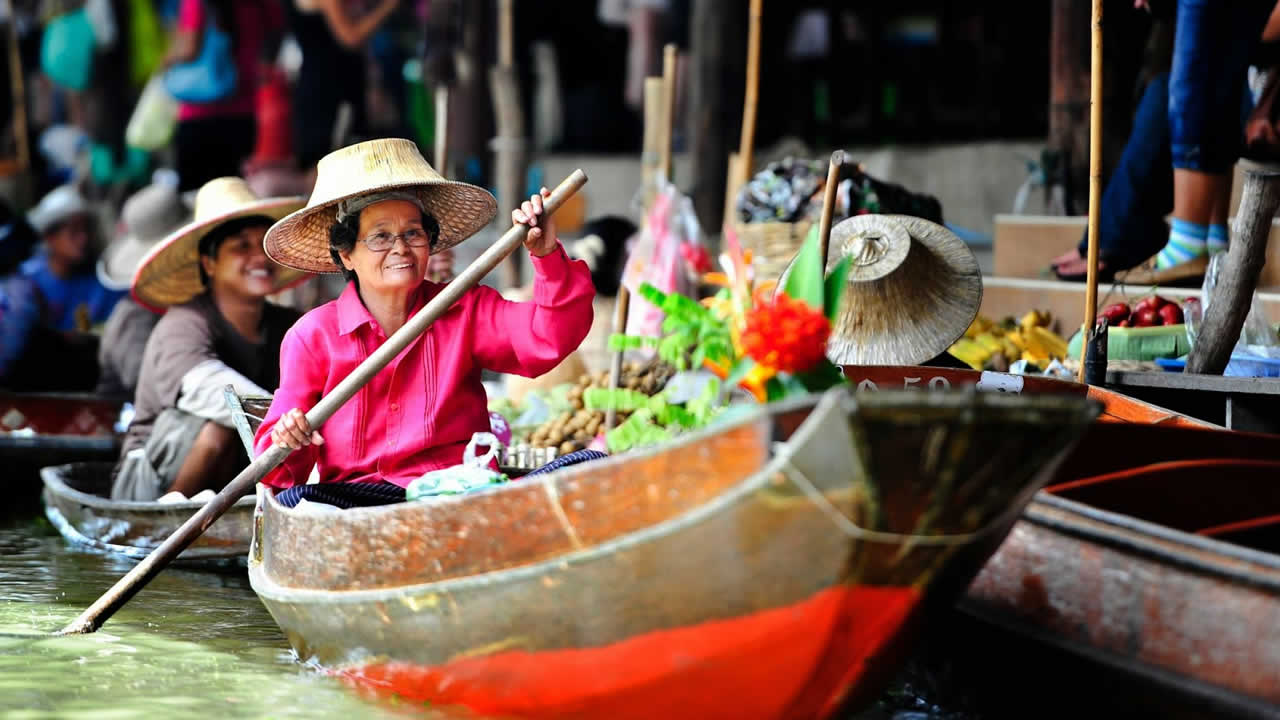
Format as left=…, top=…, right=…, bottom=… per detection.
left=340, top=585, right=919, bottom=720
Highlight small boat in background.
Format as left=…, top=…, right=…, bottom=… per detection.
left=2, top=391, right=125, bottom=506
left=247, top=387, right=1098, bottom=720
left=42, top=462, right=255, bottom=563
left=845, top=366, right=1280, bottom=714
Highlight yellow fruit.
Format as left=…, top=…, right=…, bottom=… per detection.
left=999, top=336, right=1021, bottom=358
left=949, top=339, right=990, bottom=370
left=974, top=333, right=1003, bottom=354
left=1029, top=326, right=1069, bottom=359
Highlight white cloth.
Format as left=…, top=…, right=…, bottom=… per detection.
left=176, top=358, right=270, bottom=427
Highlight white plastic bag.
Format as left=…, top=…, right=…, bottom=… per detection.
left=405, top=433, right=509, bottom=500
left=125, top=75, right=178, bottom=151
left=85, top=0, right=117, bottom=49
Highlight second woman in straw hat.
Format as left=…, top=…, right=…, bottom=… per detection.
left=112, top=177, right=310, bottom=502
left=255, top=138, right=595, bottom=493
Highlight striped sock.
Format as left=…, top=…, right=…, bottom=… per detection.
left=1207, top=223, right=1229, bottom=255
left=1156, top=219, right=1208, bottom=270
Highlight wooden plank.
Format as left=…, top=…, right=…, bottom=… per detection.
left=980, top=275, right=1280, bottom=336
left=1107, top=370, right=1280, bottom=396
left=993, top=212, right=1280, bottom=288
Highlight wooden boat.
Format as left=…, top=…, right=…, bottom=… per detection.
left=845, top=366, right=1280, bottom=714
left=42, top=461, right=255, bottom=562
left=246, top=387, right=1099, bottom=720
left=0, top=391, right=124, bottom=456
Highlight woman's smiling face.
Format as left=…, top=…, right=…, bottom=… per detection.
left=339, top=200, right=432, bottom=297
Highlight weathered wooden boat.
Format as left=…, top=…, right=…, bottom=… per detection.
left=246, top=387, right=1099, bottom=719
left=845, top=366, right=1280, bottom=714
left=0, top=391, right=124, bottom=456
left=42, top=461, right=255, bottom=562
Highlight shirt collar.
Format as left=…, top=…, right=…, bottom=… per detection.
left=335, top=280, right=436, bottom=336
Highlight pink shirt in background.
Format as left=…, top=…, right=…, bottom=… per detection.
left=176, top=0, right=283, bottom=121
left=254, top=244, right=596, bottom=489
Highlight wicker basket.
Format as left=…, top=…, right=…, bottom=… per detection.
left=733, top=219, right=813, bottom=286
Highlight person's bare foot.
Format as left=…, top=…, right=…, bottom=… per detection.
left=1050, top=248, right=1084, bottom=268
left=1053, top=256, right=1109, bottom=279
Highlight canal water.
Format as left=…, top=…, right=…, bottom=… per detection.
left=2, top=509, right=991, bottom=720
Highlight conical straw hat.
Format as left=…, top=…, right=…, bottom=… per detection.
left=98, top=182, right=190, bottom=291
left=779, top=214, right=983, bottom=366
left=264, top=138, right=498, bottom=274
left=132, top=177, right=307, bottom=311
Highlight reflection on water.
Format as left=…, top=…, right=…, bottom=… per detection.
left=0, top=519, right=446, bottom=719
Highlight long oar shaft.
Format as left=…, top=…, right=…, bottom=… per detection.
left=60, top=169, right=589, bottom=635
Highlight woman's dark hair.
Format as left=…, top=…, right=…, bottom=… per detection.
left=328, top=209, right=441, bottom=284
left=197, top=214, right=274, bottom=287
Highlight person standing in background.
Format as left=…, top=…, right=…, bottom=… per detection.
left=287, top=0, right=399, bottom=186
left=166, top=0, right=284, bottom=192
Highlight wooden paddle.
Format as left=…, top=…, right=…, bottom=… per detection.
left=1077, top=0, right=1103, bottom=383
left=817, top=150, right=844, bottom=269
left=59, top=169, right=589, bottom=635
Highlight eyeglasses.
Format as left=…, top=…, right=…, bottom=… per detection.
left=362, top=227, right=433, bottom=252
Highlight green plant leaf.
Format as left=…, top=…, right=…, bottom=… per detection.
left=764, top=377, right=789, bottom=402
left=723, top=357, right=757, bottom=395
left=793, top=360, right=847, bottom=391
left=823, top=256, right=851, bottom=323
left=782, top=224, right=825, bottom=310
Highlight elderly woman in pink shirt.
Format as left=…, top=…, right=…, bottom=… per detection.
left=254, top=139, right=594, bottom=489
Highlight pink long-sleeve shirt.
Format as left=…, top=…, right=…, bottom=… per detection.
left=254, top=244, right=594, bottom=488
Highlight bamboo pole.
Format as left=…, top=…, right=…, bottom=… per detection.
left=59, top=170, right=589, bottom=635
left=818, top=150, right=844, bottom=268
left=1077, top=0, right=1102, bottom=383
left=660, top=43, right=678, bottom=182
left=490, top=0, right=524, bottom=289
left=433, top=86, right=449, bottom=176
left=737, top=0, right=762, bottom=190
left=640, top=77, right=664, bottom=202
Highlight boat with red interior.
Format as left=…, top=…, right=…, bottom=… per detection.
left=845, top=366, right=1280, bottom=714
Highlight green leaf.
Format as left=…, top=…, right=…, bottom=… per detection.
left=793, top=360, right=847, bottom=391
left=823, top=256, right=851, bottom=323
left=777, top=373, right=810, bottom=397
left=764, top=377, right=789, bottom=402
left=723, top=357, right=757, bottom=395
left=782, top=224, right=825, bottom=310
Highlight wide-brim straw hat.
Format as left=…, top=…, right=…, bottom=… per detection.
left=132, top=177, right=307, bottom=310
left=264, top=138, right=498, bottom=274
left=97, top=183, right=190, bottom=291
left=780, top=214, right=983, bottom=366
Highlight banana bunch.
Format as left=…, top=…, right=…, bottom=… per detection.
left=950, top=311, right=1068, bottom=371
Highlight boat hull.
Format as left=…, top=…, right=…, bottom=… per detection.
left=42, top=462, right=255, bottom=561
left=251, top=388, right=1098, bottom=718
left=845, top=366, right=1280, bottom=711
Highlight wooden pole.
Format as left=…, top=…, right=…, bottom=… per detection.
left=59, top=170, right=589, bottom=635
left=1186, top=166, right=1280, bottom=374
left=490, top=0, right=524, bottom=289
left=818, top=150, right=843, bottom=268
left=640, top=77, right=664, bottom=200
left=603, top=289, right=630, bottom=431
left=689, top=0, right=734, bottom=236
left=737, top=0, right=762, bottom=190
left=1077, top=0, right=1102, bottom=384
left=659, top=43, right=678, bottom=182
left=433, top=86, right=449, bottom=176
left=6, top=14, right=28, bottom=175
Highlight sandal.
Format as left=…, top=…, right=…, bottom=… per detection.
left=1114, top=254, right=1207, bottom=288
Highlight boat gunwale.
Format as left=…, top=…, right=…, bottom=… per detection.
left=1024, top=492, right=1280, bottom=590
left=41, top=463, right=256, bottom=513
left=42, top=499, right=248, bottom=560
left=250, top=391, right=842, bottom=605
left=955, top=596, right=1280, bottom=720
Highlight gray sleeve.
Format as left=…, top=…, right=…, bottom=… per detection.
left=176, top=359, right=271, bottom=426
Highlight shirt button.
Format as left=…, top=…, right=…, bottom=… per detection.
left=390, top=403, right=400, bottom=412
